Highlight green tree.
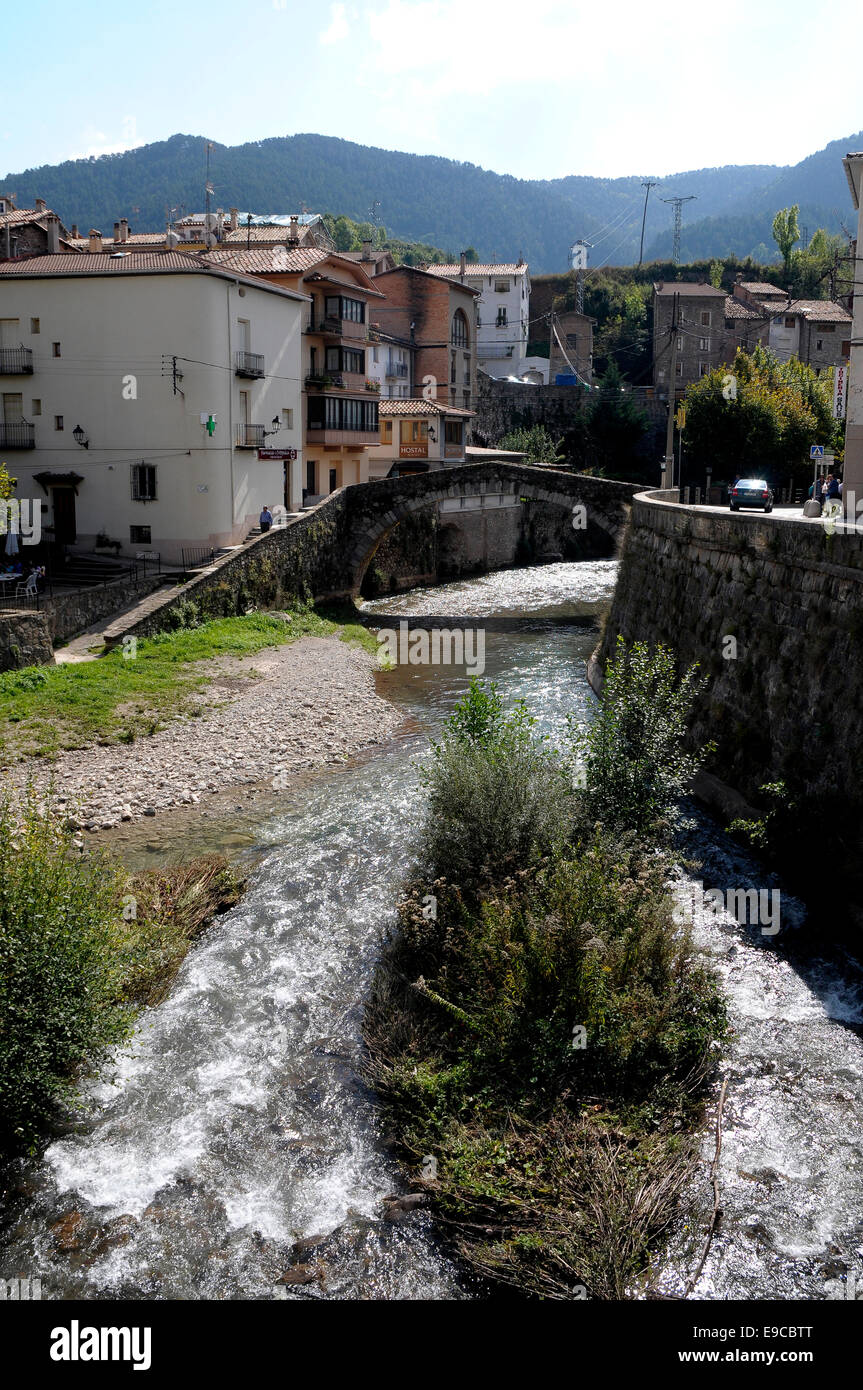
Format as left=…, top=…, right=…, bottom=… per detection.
left=587, top=362, right=651, bottom=482
left=0, top=463, right=16, bottom=500
left=772, top=205, right=800, bottom=279
left=499, top=424, right=565, bottom=466
left=708, top=259, right=724, bottom=288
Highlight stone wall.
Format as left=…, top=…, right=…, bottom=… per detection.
left=44, top=573, right=167, bottom=644
left=473, top=375, right=667, bottom=461
left=593, top=491, right=863, bottom=908
left=0, top=612, right=55, bottom=671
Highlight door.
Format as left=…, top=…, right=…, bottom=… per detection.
left=306, top=460, right=316, bottom=495
left=329, top=467, right=337, bottom=493
left=52, top=487, right=76, bottom=544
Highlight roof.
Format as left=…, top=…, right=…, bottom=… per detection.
left=426, top=263, right=528, bottom=278
left=0, top=207, right=58, bottom=228
left=202, top=245, right=384, bottom=294
left=654, top=281, right=725, bottom=297
left=375, top=264, right=480, bottom=296
left=67, top=232, right=167, bottom=249
left=0, top=251, right=309, bottom=300
left=724, top=295, right=768, bottom=321
left=379, top=398, right=474, bottom=418
left=739, top=281, right=787, bottom=296
left=786, top=299, right=851, bottom=323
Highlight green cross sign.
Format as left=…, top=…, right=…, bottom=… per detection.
left=206, top=415, right=216, bottom=437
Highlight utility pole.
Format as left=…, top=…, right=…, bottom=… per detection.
left=661, top=195, right=697, bottom=265
left=662, top=293, right=680, bottom=488
left=638, top=180, right=658, bottom=266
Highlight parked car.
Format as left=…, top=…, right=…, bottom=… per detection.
left=730, top=478, right=773, bottom=512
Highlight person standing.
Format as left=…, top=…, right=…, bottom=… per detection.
left=259, top=505, right=273, bottom=533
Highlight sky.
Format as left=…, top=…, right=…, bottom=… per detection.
left=3, top=0, right=862, bottom=184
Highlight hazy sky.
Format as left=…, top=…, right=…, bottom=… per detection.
left=4, top=0, right=861, bottom=182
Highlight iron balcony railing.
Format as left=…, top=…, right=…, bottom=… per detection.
left=235, top=423, right=267, bottom=448
left=0, top=347, right=33, bottom=374
left=386, top=361, right=408, bottom=378
left=234, top=350, right=265, bottom=378
left=305, top=372, right=344, bottom=388
left=0, top=422, right=35, bottom=448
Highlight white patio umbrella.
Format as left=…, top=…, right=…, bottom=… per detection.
left=4, top=529, right=19, bottom=557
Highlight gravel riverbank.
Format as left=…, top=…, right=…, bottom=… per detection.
left=8, top=636, right=401, bottom=834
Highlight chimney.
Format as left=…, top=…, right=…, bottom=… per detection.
left=287, top=214, right=299, bottom=247
left=459, top=251, right=466, bottom=276
left=361, top=239, right=373, bottom=262
left=71, top=223, right=79, bottom=238
left=45, top=214, right=60, bottom=254
left=229, top=207, right=238, bottom=232
left=113, top=221, right=121, bottom=242
left=88, top=229, right=103, bottom=254
left=119, top=217, right=129, bottom=243
left=35, top=197, right=46, bottom=213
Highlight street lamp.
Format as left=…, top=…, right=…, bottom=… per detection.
left=72, top=425, right=89, bottom=449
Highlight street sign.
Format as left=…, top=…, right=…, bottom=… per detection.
left=810, top=445, right=824, bottom=459
left=257, top=448, right=297, bottom=460
left=833, top=365, right=848, bottom=420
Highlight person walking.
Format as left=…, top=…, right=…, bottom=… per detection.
left=826, top=473, right=840, bottom=500
left=259, top=504, right=273, bottom=533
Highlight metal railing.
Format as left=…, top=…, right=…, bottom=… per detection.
left=305, top=371, right=344, bottom=388
left=180, top=545, right=216, bottom=573
left=0, top=347, right=33, bottom=374
left=0, top=422, right=35, bottom=448
left=386, top=361, right=408, bottom=378
left=235, top=423, right=267, bottom=448
left=234, top=350, right=265, bottom=378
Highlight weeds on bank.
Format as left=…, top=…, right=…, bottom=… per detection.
left=365, top=640, right=726, bottom=1299
left=0, top=787, right=243, bottom=1153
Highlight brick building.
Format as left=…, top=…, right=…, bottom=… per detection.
left=0, top=196, right=75, bottom=259
left=548, top=308, right=595, bottom=383
left=372, top=265, right=479, bottom=418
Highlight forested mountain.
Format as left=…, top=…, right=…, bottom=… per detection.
left=3, top=130, right=861, bottom=274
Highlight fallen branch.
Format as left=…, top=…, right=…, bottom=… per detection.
left=684, top=1073, right=729, bottom=1297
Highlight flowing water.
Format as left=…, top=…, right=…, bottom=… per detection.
left=1, top=557, right=862, bottom=1301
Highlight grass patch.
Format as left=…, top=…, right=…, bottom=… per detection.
left=0, top=605, right=375, bottom=761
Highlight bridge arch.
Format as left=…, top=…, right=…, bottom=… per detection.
left=340, top=462, right=637, bottom=598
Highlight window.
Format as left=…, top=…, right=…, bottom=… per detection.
left=31, top=398, right=41, bottom=415
left=450, top=351, right=456, bottom=383
left=445, top=420, right=463, bottom=445
left=699, top=336, right=710, bottom=351
left=282, top=408, right=293, bottom=430
left=819, top=323, right=835, bottom=333
left=373, top=346, right=379, bottom=363
left=405, top=420, right=428, bottom=443
left=700, top=312, right=711, bottom=327
left=131, top=462, right=157, bottom=501
left=816, top=340, right=823, bottom=352
left=494, top=280, right=509, bottom=293
left=451, top=310, right=469, bottom=347
left=325, top=294, right=365, bottom=323
left=30, top=318, right=40, bottom=334
left=842, top=340, right=851, bottom=358
left=699, top=362, right=709, bottom=377
left=675, top=362, right=683, bottom=377
left=54, top=414, right=64, bottom=430
left=130, top=525, right=151, bottom=544
left=784, top=316, right=795, bottom=328
left=52, top=342, right=61, bottom=357
left=676, top=335, right=683, bottom=350
left=566, top=333, right=580, bottom=348
left=307, top=396, right=378, bottom=432
left=325, top=346, right=364, bottom=373
left=382, top=420, right=393, bottom=442
left=496, top=308, right=507, bottom=327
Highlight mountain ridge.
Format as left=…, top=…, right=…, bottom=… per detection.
left=3, top=130, right=861, bottom=274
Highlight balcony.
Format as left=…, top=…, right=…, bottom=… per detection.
left=386, top=361, right=408, bottom=379
left=0, top=347, right=33, bottom=374
left=235, top=423, right=268, bottom=449
left=234, top=350, right=265, bottom=378
left=306, top=371, right=344, bottom=389
left=0, top=422, right=35, bottom=449
left=306, top=427, right=380, bottom=447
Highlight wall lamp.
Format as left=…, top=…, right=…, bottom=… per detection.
left=72, top=425, right=89, bottom=449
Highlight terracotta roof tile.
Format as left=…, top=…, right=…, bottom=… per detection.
left=787, top=299, right=851, bottom=323
left=426, top=263, right=527, bottom=277
left=379, top=397, right=474, bottom=417
left=739, top=282, right=787, bottom=296
left=724, top=295, right=768, bottom=320
left=654, top=281, right=725, bottom=297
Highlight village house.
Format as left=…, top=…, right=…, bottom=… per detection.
left=0, top=252, right=305, bottom=559
left=365, top=327, right=414, bottom=398
left=424, top=257, right=530, bottom=377
left=652, top=281, right=727, bottom=396
left=548, top=308, right=595, bottom=384
left=203, top=244, right=383, bottom=500
left=371, top=264, right=479, bottom=418
left=0, top=196, right=77, bottom=259
left=373, top=398, right=474, bottom=479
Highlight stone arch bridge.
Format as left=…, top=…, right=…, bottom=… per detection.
left=107, top=464, right=638, bottom=643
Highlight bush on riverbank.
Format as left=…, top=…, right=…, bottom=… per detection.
left=0, top=789, right=243, bottom=1152
left=366, top=647, right=725, bottom=1298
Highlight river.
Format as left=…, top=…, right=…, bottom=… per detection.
left=1, top=559, right=861, bottom=1302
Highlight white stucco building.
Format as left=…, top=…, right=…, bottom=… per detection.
left=0, top=252, right=306, bottom=562
left=425, top=259, right=530, bottom=377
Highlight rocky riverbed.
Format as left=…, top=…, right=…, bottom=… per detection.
left=8, top=636, right=402, bottom=836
